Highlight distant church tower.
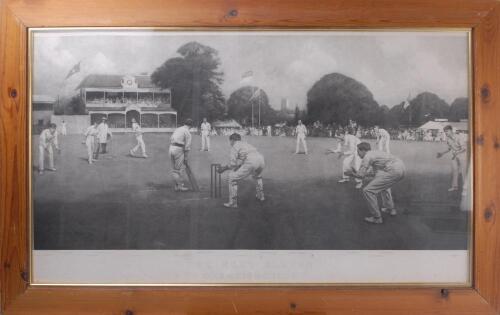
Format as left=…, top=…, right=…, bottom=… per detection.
left=281, top=98, right=289, bottom=112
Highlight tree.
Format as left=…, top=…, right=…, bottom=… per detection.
left=403, top=92, right=450, bottom=126
left=151, top=41, right=226, bottom=123
left=448, top=97, right=469, bottom=121
left=294, top=105, right=300, bottom=124
left=305, top=73, right=381, bottom=126
left=59, top=95, right=86, bottom=115
left=227, top=86, right=277, bottom=126
left=377, top=105, right=394, bottom=128
left=388, top=102, right=406, bottom=128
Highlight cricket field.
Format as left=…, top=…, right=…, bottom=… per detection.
left=33, top=134, right=471, bottom=250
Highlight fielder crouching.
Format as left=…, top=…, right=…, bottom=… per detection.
left=346, top=142, right=405, bottom=224
left=218, top=133, right=265, bottom=208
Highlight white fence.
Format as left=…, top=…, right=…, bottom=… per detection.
left=50, top=115, right=176, bottom=134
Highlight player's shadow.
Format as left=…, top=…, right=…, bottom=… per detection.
left=146, top=182, right=170, bottom=190
left=127, top=153, right=146, bottom=159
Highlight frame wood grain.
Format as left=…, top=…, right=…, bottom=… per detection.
left=1, top=0, right=500, bottom=314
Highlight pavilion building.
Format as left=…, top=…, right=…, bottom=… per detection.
left=77, top=74, right=177, bottom=131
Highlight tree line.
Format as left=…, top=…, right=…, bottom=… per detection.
left=62, top=41, right=468, bottom=128
left=306, top=73, right=468, bottom=128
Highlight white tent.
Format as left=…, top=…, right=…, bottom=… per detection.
left=213, top=119, right=242, bottom=129
left=418, top=120, right=468, bottom=132
left=418, top=121, right=445, bottom=131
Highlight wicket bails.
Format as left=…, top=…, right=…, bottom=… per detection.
left=210, top=163, right=222, bottom=198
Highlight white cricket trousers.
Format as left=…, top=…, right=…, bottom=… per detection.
left=169, top=145, right=186, bottom=187
left=342, top=153, right=362, bottom=183
left=39, top=145, right=54, bottom=171
left=296, top=135, right=308, bottom=154
left=451, top=152, right=468, bottom=191
left=378, top=138, right=390, bottom=153
left=228, top=154, right=265, bottom=205
left=362, top=161, right=405, bottom=218
left=85, top=138, right=95, bottom=163
left=131, top=135, right=146, bottom=156
left=201, top=132, right=210, bottom=151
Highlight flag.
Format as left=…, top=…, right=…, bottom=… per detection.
left=65, top=61, right=81, bottom=79
left=403, top=92, right=411, bottom=109
left=249, top=87, right=261, bottom=101
left=403, top=99, right=410, bottom=109
left=240, top=70, right=253, bottom=84
left=241, top=70, right=253, bottom=79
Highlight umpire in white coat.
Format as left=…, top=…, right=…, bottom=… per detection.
left=96, top=117, right=112, bottom=156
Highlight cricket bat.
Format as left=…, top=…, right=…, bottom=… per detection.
left=184, top=162, right=200, bottom=192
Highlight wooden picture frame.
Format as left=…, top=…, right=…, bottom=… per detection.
left=0, top=0, right=499, bottom=314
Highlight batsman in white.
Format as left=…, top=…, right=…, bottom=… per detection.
left=169, top=119, right=193, bottom=192
left=218, top=133, right=265, bottom=208
left=200, top=117, right=211, bottom=152
left=346, top=142, right=405, bottom=224
left=83, top=121, right=98, bottom=164
left=374, top=125, right=391, bottom=153
left=295, top=120, right=308, bottom=155
left=129, top=118, right=148, bottom=158
left=38, top=123, right=60, bottom=174
left=437, top=125, right=469, bottom=194
left=327, top=127, right=363, bottom=189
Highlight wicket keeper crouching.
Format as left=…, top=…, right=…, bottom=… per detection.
left=347, top=142, right=405, bottom=224
left=218, top=133, right=265, bottom=208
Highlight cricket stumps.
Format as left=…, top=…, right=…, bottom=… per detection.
left=210, top=163, right=222, bottom=198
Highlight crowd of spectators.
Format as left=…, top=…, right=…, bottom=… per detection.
left=200, top=120, right=466, bottom=142
left=86, top=95, right=170, bottom=107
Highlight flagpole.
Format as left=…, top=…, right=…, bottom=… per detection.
left=57, top=60, right=82, bottom=113
left=258, top=93, right=261, bottom=128
left=241, top=71, right=256, bottom=129
left=251, top=100, right=254, bottom=128
left=406, top=91, right=412, bottom=127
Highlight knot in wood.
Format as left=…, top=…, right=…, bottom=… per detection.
left=21, top=271, right=29, bottom=282
left=485, top=207, right=494, bottom=221
left=476, top=135, right=484, bottom=146
left=440, top=288, right=449, bottom=298
left=8, top=87, right=17, bottom=98
left=480, top=84, right=490, bottom=103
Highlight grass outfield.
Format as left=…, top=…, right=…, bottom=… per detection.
left=33, top=134, right=470, bottom=250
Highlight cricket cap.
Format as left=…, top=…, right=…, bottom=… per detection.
left=229, top=133, right=241, bottom=141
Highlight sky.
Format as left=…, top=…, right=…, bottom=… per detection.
left=33, top=30, right=469, bottom=110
